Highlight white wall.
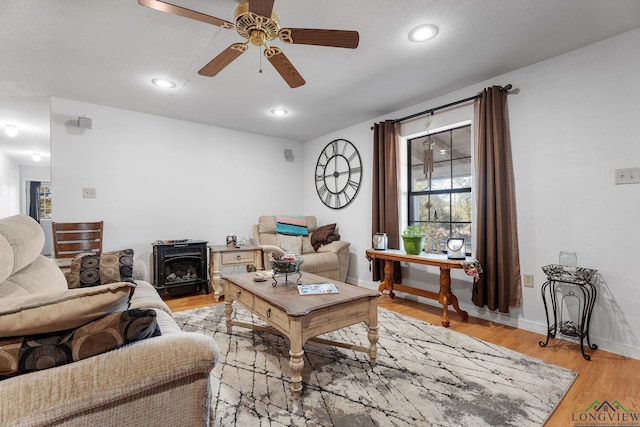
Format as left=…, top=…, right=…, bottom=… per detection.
left=304, top=28, right=640, bottom=359
left=0, top=151, right=19, bottom=217
left=51, top=98, right=304, bottom=274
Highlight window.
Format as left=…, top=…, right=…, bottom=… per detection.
left=407, top=125, right=472, bottom=253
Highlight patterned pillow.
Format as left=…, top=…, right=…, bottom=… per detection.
left=0, top=309, right=160, bottom=379
left=68, top=249, right=135, bottom=288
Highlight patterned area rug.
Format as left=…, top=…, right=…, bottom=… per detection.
left=173, top=304, right=577, bottom=427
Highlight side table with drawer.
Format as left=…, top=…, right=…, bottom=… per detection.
left=208, top=245, right=263, bottom=301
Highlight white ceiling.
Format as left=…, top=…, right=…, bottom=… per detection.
left=2, top=0, right=640, bottom=168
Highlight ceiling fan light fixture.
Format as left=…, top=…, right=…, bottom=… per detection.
left=139, top=0, right=359, bottom=88
left=235, top=2, right=280, bottom=42
left=151, top=78, right=176, bottom=88
left=408, top=24, right=439, bottom=42
left=5, top=124, right=18, bottom=138
left=271, top=108, right=288, bottom=117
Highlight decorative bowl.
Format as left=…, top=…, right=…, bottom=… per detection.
left=269, top=257, right=304, bottom=274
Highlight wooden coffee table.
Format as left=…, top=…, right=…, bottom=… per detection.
left=223, top=272, right=379, bottom=399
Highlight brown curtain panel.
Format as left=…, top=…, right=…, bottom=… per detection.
left=472, top=86, right=522, bottom=313
left=371, top=120, right=401, bottom=283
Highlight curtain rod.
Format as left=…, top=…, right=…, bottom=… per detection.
left=392, top=84, right=512, bottom=124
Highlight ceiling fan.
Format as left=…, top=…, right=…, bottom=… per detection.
left=138, top=0, right=360, bottom=88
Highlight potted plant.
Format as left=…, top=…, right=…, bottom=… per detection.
left=401, top=225, right=428, bottom=255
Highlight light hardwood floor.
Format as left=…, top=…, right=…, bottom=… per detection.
left=163, top=290, right=640, bottom=426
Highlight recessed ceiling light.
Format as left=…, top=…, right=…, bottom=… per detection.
left=5, top=124, right=18, bottom=138
left=32, top=152, right=41, bottom=162
left=408, top=24, right=439, bottom=42
left=271, top=108, right=288, bottom=117
left=151, top=78, right=176, bottom=88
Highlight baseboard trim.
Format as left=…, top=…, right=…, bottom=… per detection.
left=346, top=276, right=640, bottom=361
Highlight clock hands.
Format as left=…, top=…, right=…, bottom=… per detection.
left=319, top=167, right=351, bottom=179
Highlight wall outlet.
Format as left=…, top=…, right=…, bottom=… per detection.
left=615, top=167, right=640, bottom=185
left=523, top=274, right=535, bottom=288
left=82, top=187, right=96, bottom=198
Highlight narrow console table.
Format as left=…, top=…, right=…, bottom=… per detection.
left=366, top=249, right=478, bottom=327
left=539, top=264, right=598, bottom=360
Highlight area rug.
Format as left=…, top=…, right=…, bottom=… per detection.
left=173, top=304, right=577, bottom=427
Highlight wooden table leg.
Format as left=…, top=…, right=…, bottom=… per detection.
left=438, top=268, right=469, bottom=327
left=289, top=321, right=304, bottom=399
left=379, top=259, right=396, bottom=298
left=367, top=298, right=379, bottom=365
left=224, top=299, right=233, bottom=334
left=209, top=250, right=224, bottom=302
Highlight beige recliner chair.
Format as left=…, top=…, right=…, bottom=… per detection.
left=253, top=215, right=350, bottom=282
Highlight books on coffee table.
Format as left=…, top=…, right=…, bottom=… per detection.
left=297, top=282, right=339, bottom=295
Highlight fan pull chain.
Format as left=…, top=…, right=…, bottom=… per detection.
left=259, top=45, right=263, bottom=74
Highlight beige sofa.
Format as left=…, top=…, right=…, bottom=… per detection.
left=0, top=215, right=220, bottom=427
left=253, top=215, right=350, bottom=282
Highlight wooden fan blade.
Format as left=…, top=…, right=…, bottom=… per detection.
left=138, top=0, right=233, bottom=28
left=264, top=47, right=305, bottom=88
left=248, top=0, right=274, bottom=17
left=198, top=43, right=248, bottom=77
left=278, top=28, right=359, bottom=49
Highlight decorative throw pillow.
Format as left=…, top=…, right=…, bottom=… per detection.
left=68, top=249, right=135, bottom=288
left=311, top=223, right=339, bottom=251
left=274, top=215, right=309, bottom=236
left=0, top=282, right=136, bottom=336
left=0, top=308, right=161, bottom=379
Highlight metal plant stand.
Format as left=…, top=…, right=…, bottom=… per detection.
left=271, top=271, right=303, bottom=286
left=539, top=264, right=598, bottom=360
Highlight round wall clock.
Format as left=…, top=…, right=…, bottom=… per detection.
left=315, top=139, right=362, bottom=209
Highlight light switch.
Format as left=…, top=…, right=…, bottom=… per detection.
left=615, top=167, right=640, bottom=185
left=523, top=274, right=535, bottom=288
left=82, top=187, right=96, bottom=198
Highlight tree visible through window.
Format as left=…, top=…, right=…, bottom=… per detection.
left=407, top=125, right=472, bottom=253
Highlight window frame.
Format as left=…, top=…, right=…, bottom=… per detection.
left=406, top=123, right=473, bottom=254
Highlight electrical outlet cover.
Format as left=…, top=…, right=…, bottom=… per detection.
left=82, top=187, right=96, bottom=198
left=615, top=167, right=640, bottom=185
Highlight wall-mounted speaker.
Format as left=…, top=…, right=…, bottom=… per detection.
left=284, top=149, right=294, bottom=162
left=78, top=116, right=92, bottom=129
